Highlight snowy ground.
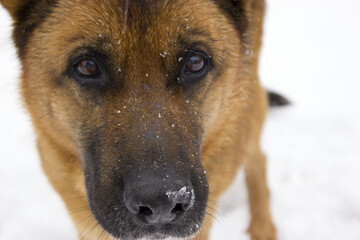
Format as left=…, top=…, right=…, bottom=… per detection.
left=1, top=0, right=360, bottom=239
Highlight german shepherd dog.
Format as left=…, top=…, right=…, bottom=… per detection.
left=1, top=0, right=286, bottom=239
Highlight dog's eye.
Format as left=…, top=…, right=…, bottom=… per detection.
left=75, top=58, right=100, bottom=78
left=180, top=51, right=210, bottom=84
left=185, top=52, right=205, bottom=73
left=71, top=56, right=109, bottom=88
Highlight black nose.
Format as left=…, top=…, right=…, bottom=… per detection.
left=124, top=176, right=195, bottom=225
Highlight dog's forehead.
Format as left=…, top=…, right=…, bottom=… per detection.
left=57, top=0, right=221, bottom=27
left=47, top=0, right=232, bottom=54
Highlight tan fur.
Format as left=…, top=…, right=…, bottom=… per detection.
left=1, top=0, right=275, bottom=239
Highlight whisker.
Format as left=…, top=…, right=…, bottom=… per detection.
left=79, top=218, right=95, bottom=239
left=205, top=211, right=222, bottom=225
left=67, top=206, right=91, bottom=215
left=99, top=227, right=108, bottom=240
left=65, top=159, right=84, bottom=173
left=62, top=196, right=87, bottom=202
left=76, top=214, right=94, bottom=228
left=81, top=220, right=98, bottom=240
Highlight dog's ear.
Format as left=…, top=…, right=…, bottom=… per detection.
left=1, top=0, right=58, bottom=57
left=215, top=0, right=265, bottom=64
left=215, top=0, right=265, bottom=46
left=215, top=0, right=265, bottom=33
left=0, top=0, right=32, bottom=19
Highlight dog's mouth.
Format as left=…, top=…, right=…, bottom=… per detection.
left=111, top=233, right=197, bottom=240
left=108, top=224, right=200, bottom=240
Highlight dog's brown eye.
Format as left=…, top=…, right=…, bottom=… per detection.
left=71, top=54, right=109, bottom=88
left=179, top=51, right=210, bottom=85
left=185, top=53, right=205, bottom=73
left=76, top=58, right=100, bottom=78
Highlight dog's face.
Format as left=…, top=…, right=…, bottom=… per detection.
left=2, top=0, right=260, bottom=239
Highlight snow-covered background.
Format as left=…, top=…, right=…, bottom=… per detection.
left=1, top=0, right=360, bottom=239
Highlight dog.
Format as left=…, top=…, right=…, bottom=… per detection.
left=0, top=0, right=286, bottom=239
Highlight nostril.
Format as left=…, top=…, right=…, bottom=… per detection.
left=136, top=206, right=156, bottom=224
left=171, top=203, right=185, bottom=215
left=124, top=179, right=195, bottom=225
left=139, top=206, right=153, bottom=217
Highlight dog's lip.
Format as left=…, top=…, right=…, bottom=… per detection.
left=106, top=217, right=201, bottom=240
left=110, top=230, right=198, bottom=240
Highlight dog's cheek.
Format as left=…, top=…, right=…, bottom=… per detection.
left=52, top=81, right=104, bottom=139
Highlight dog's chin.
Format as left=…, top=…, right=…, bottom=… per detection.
left=104, top=222, right=201, bottom=240
left=110, top=232, right=198, bottom=240
left=106, top=226, right=199, bottom=240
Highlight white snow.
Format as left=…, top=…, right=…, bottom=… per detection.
left=166, top=186, right=187, bottom=198
left=1, top=0, right=360, bottom=239
left=166, top=187, right=195, bottom=209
